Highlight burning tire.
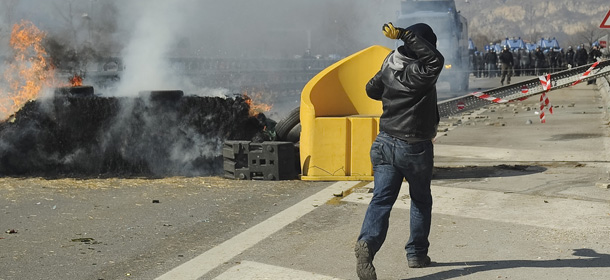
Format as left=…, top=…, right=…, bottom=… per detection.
left=54, top=86, right=94, bottom=97
left=138, top=90, right=184, bottom=102
left=275, top=106, right=299, bottom=142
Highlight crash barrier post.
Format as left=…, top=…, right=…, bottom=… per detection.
left=299, top=45, right=390, bottom=181
left=223, top=141, right=298, bottom=180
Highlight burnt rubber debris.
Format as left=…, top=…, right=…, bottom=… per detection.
left=0, top=90, right=272, bottom=177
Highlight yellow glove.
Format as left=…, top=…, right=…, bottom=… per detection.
left=382, top=22, right=408, bottom=40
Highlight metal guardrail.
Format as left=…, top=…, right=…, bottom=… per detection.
left=75, top=57, right=338, bottom=91
left=438, top=60, right=610, bottom=118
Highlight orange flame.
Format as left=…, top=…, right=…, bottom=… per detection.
left=242, top=91, right=273, bottom=117
left=70, top=74, right=83, bottom=86
left=0, top=20, right=56, bottom=121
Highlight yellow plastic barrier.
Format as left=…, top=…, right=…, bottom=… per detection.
left=300, top=45, right=391, bottom=181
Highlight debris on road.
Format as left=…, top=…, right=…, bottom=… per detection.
left=71, top=237, right=95, bottom=243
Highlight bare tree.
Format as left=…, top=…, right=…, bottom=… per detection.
left=576, top=26, right=606, bottom=47
left=528, top=30, right=542, bottom=44
left=51, top=0, right=85, bottom=48
left=89, top=0, right=120, bottom=56
left=470, top=33, right=491, bottom=50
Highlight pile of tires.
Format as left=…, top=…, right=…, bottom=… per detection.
left=273, top=106, right=301, bottom=175
left=274, top=106, right=300, bottom=143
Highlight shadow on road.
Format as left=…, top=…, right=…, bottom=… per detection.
left=405, top=248, right=610, bottom=280
left=433, top=164, right=547, bottom=180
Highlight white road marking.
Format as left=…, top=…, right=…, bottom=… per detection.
left=212, top=261, right=344, bottom=280
left=344, top=182, right=610, bottom=231
left=155, top=181, right=359, bottom=280
left=435, top=144, right=610, bottom=162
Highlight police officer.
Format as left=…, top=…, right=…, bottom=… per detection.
left=484, top=46, right=498, bottom=78
left=534, top=46, right=546, bottom=75
left=587, top=45, right=603, bottom=84
left=565, top=46, right=575, bottom=68
left=575, top=44, right=588, bottom=66
left=499, top=45, right=514, bottom=85
left=519, top=48, right=531, bottom=75
left=589, top=45, right=602, bottom=62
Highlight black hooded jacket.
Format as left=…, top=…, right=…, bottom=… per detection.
left=365, top=29, right=444, bottom=142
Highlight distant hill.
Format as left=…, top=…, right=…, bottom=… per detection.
left=454, top=0, right=609, bottom=49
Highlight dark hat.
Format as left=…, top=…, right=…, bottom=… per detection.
left=405, top=23, right=437, bottom=46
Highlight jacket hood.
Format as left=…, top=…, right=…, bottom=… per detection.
left=405, top=23, right=437, bottom=46
left=387, top=49, right=412, bottom=71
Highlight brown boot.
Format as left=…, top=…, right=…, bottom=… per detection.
left=408, top=255, right=431, bottom=268
left=355, top=240, right=377, bottom=280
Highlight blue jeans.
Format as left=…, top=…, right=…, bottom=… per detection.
left=358, top=131, right=434, bottom=259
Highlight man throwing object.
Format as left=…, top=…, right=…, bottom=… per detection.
left=355, top=22, right=444, bottom=280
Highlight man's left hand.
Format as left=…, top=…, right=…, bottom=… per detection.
left=382, top=22, right=408, bottom=40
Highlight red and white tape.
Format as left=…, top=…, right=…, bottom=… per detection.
left=539, top=74, right=552, bottom=91
left=540, top=92, right=553, bottom=114
left=539, top=91, right=553, bottom=123
left=539, top=110, right=546, bottom=123
left=470, top=92, right=509, bottom=103
left=572, top=61, right=600, bottom=86
left=538, top=74, right=553, bottom=123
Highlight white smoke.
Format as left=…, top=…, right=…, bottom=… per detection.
left=113, top=0, right=189, bottom=96
left=1, top=0, right=402, bottom=98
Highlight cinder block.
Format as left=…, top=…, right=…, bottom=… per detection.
left=223, top=141, right=297, bottom=180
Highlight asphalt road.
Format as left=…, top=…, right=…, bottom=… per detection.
left=0, top=177, right=332, bottom=280
left=2, top=75, right=610, bottom=280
